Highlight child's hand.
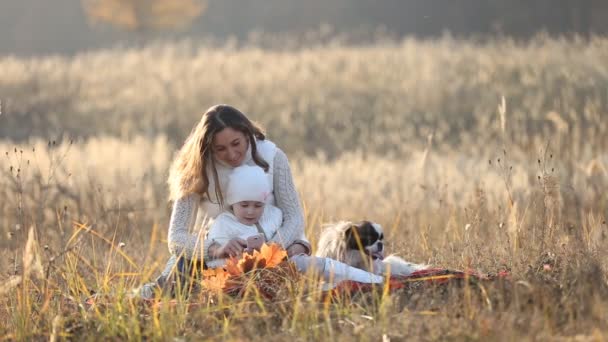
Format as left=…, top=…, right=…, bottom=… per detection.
left=246, top=234, right=265, bottom=253
left=217, top=238, right=247, bottom=258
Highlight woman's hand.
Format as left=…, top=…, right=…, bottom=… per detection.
left=286, top=242, right=309, bottom=257
left=214, top=238, right=247, bottom=258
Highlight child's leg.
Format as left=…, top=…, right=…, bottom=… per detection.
left=290, top=255, right=383, bottom=284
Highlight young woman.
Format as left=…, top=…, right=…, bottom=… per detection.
left=141, top=104, right=310, bottom=297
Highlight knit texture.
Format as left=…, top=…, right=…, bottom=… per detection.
left=167, top=193, right=204, bottom=260
left=166, top=146, right=305, bottom=263
left=269, top=149, right=305, bottom=246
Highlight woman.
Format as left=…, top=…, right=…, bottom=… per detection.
left=142, top=104, right=309, bottom=297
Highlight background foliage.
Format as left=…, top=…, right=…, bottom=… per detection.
left=1, top=36, right=607, bottom=340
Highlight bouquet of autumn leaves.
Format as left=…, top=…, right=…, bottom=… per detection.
left=201, top=243, right=300, bottom=300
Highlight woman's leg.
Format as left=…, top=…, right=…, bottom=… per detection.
left=290, top=254, right=384, bottom=284
left=138, top=255, right=177, bottom=299
left=139, top=254, right=205, bottom=299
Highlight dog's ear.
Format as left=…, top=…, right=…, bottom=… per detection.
left=344, top=223, right=354, bottom=240
left=344, top=223, right=363, bottom=249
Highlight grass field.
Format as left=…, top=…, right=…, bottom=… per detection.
left=1, top=36, right=607, bottom=340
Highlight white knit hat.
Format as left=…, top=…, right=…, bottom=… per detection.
left=225, top=165, right=271, bottom=205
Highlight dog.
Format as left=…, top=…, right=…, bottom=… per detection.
left=315, top=220, right=426, bottom=276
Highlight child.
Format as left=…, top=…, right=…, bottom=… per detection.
left=204, top=164, right=288, bottom=268
left=205, top=165, right=384, bottom=285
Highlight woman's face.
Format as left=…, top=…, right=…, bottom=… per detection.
left=212, top=127, right=249, bottom=167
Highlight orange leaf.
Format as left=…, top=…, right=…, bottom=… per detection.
left=201, top=268, right=230, bottom=293
left=238, top=253, right=261, bottom=273
left=225, top=257, right=243, bottom=276
left=202, top=268, right=220, bottom=277
left=259, top=243, right=287, bottom=268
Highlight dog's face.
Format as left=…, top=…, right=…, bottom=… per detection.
left=344, top=221, right=384, bottom=260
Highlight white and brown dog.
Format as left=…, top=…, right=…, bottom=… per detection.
left=315, top=221, right=427, bottom=276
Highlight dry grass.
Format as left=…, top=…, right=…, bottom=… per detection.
left=1, top=36, right=608, bottom=340
left=2, top=35, right=607, bottom=157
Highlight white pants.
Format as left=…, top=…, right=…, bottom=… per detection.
left=290, top=254, right=384, bottom=285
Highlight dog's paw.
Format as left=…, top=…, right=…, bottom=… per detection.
left=382, top=255, right=427, bottom=276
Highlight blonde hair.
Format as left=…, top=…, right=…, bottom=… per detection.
left=167, top=104, right=269, bottom=203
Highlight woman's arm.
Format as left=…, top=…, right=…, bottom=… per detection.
left=269, top=148, right=306, bottom=247
left=168, top=194, right=247, bottom=261
left=167, top=193, right=204, bottom=260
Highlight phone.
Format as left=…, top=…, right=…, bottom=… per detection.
left=246, top=234, right=264, bottom=252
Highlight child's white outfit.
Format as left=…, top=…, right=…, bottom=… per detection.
left=206, top=203, right=288, bottom=268
left=206, top=165, right=383, bottom=285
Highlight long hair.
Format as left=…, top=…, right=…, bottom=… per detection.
left=168, top=104, right=269, bottom=204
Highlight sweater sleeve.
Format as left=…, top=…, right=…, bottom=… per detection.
left=269, top=148, right=306, bottom=247
left=167, top=193, right=205, bottom=260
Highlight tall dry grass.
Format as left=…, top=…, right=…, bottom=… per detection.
left=1, top=36, right=607, bottom=157
left=1, top=36, right=607, bottom=340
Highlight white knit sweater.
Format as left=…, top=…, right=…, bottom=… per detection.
left=166, top=142, right=305, bottom=262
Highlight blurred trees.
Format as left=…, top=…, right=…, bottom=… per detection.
left=2, top=0, right=608, bottom=55
left=82, top=0, right=206, bottom=32
left=77, top=0, right=608, bottom=38
left=196, top=0, right=608, bottom=39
